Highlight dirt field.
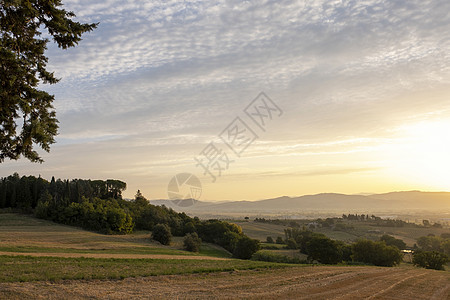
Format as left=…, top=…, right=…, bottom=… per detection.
left=1, top=266, right=448, bottom=299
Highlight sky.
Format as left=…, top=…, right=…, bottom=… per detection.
left=2, top=0, right=450, bottom=201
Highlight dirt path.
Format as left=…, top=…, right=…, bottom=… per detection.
left=1, top=266, right=448, bottom=299
left=0, top=251, right=228, bottom=260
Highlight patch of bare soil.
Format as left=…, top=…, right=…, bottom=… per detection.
left=0, top=266, right=448, bottom=299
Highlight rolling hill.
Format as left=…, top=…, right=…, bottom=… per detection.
left=150, top=191, right=450, bottom=214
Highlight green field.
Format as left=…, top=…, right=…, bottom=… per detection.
left=0, top=213, right=290, bottom=283
left=0, top=214, right=449, bottom=299
left=0, top=255, right=289, bottom=282
left=235, top=219, right=450, bottom=246
left=0, top=213, right=230, bottom=258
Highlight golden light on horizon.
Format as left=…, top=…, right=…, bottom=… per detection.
left=384, top=119, right=450, bottom=191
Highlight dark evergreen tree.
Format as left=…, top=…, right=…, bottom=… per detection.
left=0, top=0, right=97, bottom=162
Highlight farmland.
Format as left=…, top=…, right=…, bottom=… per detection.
left=1, top=264, right=448, bottom=299
left=233, top=218, right=449, bottom=246
left=0, top=213, right=449, bottom=299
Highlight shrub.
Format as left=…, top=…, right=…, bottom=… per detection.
left=233, top=236, right=260, bottom=259
left=152, top=223, right=172, bottom=245
left=286, top=238, right=298, bottom=249
left=276, top=236, right=284, bottom=244
left=413, top=251, right=448, bottom=270
left=183, top=232, right=202, bottom=252
left=351, top=239, right=403, bottom=267
left=306, top=236, right=342, bottom=264
left=266, top=236, right=274, bottom=243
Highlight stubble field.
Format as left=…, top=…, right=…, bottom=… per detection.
left=0, top=213, right=448, bottom=299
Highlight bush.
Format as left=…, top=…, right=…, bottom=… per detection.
left=286, top=238, right=298, bottom=249
left=413, top=251, right=448, bottom=270
left=351, top=239, right=403, bottom=267
left=196, top=220, right=243, bottom=252
left=276, top=236, right=284, bottom=244
left=306, top=236, right=342, bottom=264
left=152, top=223, right=172, bottom=245
left=183, top=232, right=202, bottom=252
left=266, top=236, right=274, bottom=243
left=233, top=236, right=260, bottom=259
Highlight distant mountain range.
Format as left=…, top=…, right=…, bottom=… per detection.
left=150, top=191, right=450, bottom=214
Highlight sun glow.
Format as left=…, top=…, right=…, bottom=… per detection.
left=386, top=119, right=450, bottom=190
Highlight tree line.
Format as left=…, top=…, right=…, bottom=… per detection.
left=412, top=234, right=450, bottom=270
left=264, top=226, right=448, bottom=270
left=279, top=227, right=403, bottom=266
left=0, top=173, right=259, bottom=259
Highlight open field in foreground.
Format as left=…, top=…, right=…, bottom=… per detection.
left=1, top=265, right=448, bottom=299
left=0, top=213, right=230, bottom=258
left=1, top=213, right=449, bottom=299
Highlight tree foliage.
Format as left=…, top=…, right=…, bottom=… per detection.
left=413, top=251, right=449, bottom=270
left=183, top=232, right=202, bottom=252
left=417, top=236, right=446, bottom=253
left=152, top=223, right=172, bottom=245
left=285, top=238, right=298, bottom=249
left=0, top=0, right=97, bottom=162
left=351, top=239, right=403, bottom=267
left=380, top=234, right=406, bottom=250
left=0, top=173, right=272, bottom=260
left=233, top=236, right=260, bottom=259
left=306, top=236, right=343, bottom=264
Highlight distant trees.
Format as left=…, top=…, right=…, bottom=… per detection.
left=351, top=239, right=403, bottom=267
left=0, top=173, right=261, bottom=259
left=413, top=251, right=449, bottom=270
left=414, top=235, right=450, bottom=270
left=279, top=225, right=405, bottom=266
left=266, top=236, right=274, bottom=243
left=0, top=174, right=127, bottom=210
left=417, top=236, right=447, bottom=253
left=380, top=235, right=406, bottom=250
left=152, top=224, right=172, bottom=245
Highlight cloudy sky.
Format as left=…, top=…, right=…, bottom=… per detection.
left=2, top=0, right=450, bottom=201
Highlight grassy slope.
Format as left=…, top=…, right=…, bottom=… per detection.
left=0, top=213, right=289, bottom=282
left=0, top=213, right=228, bottom=257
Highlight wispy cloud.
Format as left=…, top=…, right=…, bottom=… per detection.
left=3, top=0, right=450, bottom=199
